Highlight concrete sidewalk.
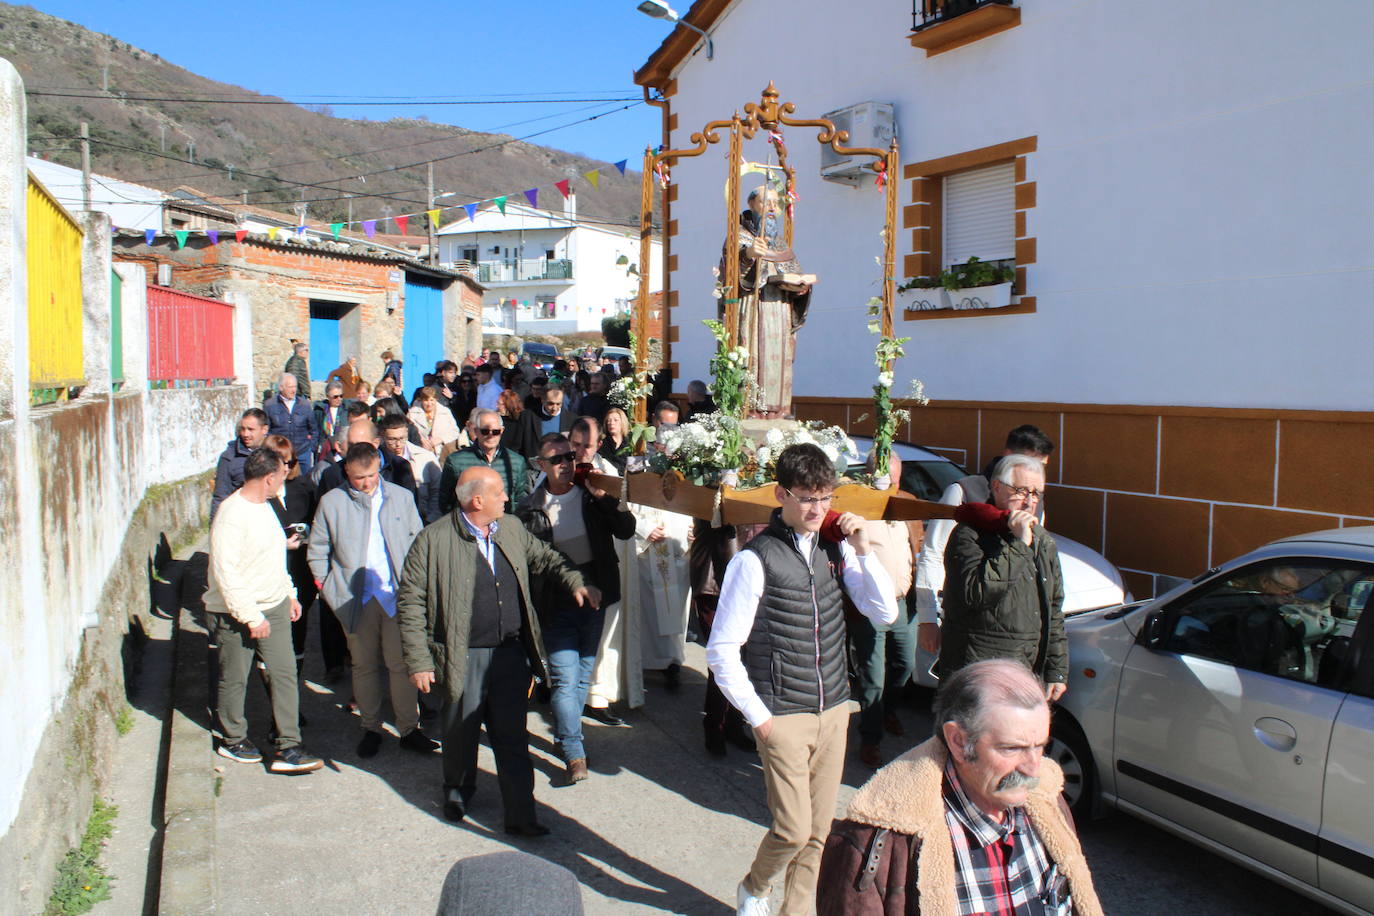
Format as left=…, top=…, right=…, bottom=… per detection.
left=163, top=592, right=869, bottom=914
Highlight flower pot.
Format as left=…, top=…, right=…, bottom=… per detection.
left=872, top=475, right=892, bottom=491
left=945, top=282, right=1013, bottom=310
left=718, top=469, right=740, bottom=487
left=898, top=287, right=949, bottom=312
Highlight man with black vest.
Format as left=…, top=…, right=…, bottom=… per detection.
left=707, top=443, right=898, bottom=916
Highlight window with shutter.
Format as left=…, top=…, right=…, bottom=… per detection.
left=942, top=161, right=1015, bottom=268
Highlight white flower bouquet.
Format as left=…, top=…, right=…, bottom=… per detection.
left=748, top=422, right=860, bottom=487
left=648, top=412, right=751, bottom=485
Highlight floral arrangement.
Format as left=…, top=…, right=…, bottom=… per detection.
left=608, top=372, right=654, bottom=411
left=648, top=412, right=750, bottom=486
left=748, top=423, right=860, bottom=487
left=866, top=297, right=926, bottom=482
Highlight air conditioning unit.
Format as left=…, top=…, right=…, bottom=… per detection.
left=820, top=102, right=896, bottom=186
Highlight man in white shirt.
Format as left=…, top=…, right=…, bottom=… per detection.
left=708, top=444, right=897, bottom=916
left=474, top=364, right=503, bottom=412
left=206, top=447, right=323, bottom=774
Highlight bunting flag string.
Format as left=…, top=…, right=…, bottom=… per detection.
left=330, top=223, right=343, bottom=240
left=362, top=219, right=376, bottom=238
left=584, top=169, right=600, bottom=189
left=524, top=188, right=538, bottom=208
left=207, top=229, right=219, bottom=246
left=613, top=159, right=627, bottom=175
left=394, top=214, right=409, bottom=236
left=173, top=230, right=188, bottom=249
left=267, top=227, right=279, bottom=241
left=463, top=202, right=478, bottom=222
left=554, top=179, right=571, bottom=199
left=493, top=195, right=507, bottom=215
left=235, top=228, right=248, bottom=243
left=427, top=209, right=440, bottom=229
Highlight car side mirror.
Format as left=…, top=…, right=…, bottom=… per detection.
left=1139, top=610, right=1167, bottom=649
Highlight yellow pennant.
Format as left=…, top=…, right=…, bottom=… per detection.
left=584, top=169, right=600, bottom=189
left=428, top=208, right=441, bottom=229
left=267, top=226, right=279, bottom=240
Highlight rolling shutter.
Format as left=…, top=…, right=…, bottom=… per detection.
left=943, top=161, right=1015, bottom=268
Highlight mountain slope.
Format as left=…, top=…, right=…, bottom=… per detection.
left=0, top=3, right=649, bottom=227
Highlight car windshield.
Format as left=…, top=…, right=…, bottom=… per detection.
left=900, top=459, right=966, bottom=502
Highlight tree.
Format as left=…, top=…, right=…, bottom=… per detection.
left=601, top=314, right=631, bottom=347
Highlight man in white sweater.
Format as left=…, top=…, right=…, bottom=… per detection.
left=205, top=447, right=323, bottom=774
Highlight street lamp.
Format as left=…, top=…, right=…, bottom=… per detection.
left=636, top=0, right=714, bottom=60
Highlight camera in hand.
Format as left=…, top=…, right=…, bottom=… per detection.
left=285, top=522, right=309, bottom=539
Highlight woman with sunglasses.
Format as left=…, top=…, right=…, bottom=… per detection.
left=264, top=435, right=319, bottom=678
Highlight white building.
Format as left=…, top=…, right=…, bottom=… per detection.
left=637, top=0, right=1374, bottom=597
left=25, top=155, right=163, bottom=231
left=436, top=192, right=662, bottom=336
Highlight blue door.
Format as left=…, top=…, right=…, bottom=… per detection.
left=403, top=276, right=445, bottom=383
left=310, top=301, right=342, bottom=379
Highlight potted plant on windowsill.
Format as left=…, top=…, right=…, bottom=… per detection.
left=897, top=275, right=949, bottom=311
left=941, top=256, right=1016, bottom=310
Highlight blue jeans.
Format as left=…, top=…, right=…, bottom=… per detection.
left=543, top=605, right=605, bottom=762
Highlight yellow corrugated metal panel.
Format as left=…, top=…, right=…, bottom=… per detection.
left=27, top=174, right=84, bottom=395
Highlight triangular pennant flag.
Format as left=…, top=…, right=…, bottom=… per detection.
left=207, top=230, right=219, bottom=246
left=173, top=230, right=189, bottom=249
left=395, top=214, right=408, bottom=235
left=584, top=170, right=600, bottom=189
left=494, top=195, right=507, bottom=215
left=427, top=209, right=440, bottom=229
left=330, top=223, right=342, bottom=240
left=235, top=228, right=247, bottom=243
left=296, top=225, right=306, bottom=236
left=463, top=203, right=477, bottom=222
left=614, top=159, right=627, bottom=175
left=143, top=229, right=156, bottom=246
left=555, top=179, right=571, bottom=199
left=267, top=227, right=280, bottom=241
left=362, top=220, right=376, bottom=239
left=109, top=224, right=117, bottom=234
left=524, top=188, right=538, bottom=208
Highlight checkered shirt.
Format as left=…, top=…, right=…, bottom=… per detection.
left=943, top=761, right=1056, bottom=916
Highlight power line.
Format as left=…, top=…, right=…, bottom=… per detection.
left=30, top=86, right=639, bottom=100
left=26, top=89, right=640, bottom=106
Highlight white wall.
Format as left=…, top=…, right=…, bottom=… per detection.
left=661, top=0, right=1374, bottom=410
left=25, top=156, right=163, bottom=232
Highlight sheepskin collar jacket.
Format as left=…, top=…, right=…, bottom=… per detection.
left=817, top=737, right=1103, bottom=916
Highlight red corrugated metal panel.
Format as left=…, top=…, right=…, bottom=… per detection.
left=146, top=285, right=235, bottom=385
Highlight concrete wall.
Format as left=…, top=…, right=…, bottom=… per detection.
left=0, top=55, right=247, bottom=912
left=659, top=0, right=1374, bottom=411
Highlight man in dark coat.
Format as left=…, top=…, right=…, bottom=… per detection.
left=210, top=408, right=270, bottom=520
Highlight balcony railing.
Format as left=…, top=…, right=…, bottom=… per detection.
left=912, top=0, right=1013, bottom=31
left=475, top=258, right=574, bottom=283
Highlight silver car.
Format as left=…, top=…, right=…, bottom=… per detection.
left=1053, top=527, right=1374, bottom=915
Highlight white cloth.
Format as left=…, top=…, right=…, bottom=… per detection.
left=407, top=405, right=461, bottom=449
left=476, top=379, right=503, bottom=411
left=204, top=491, right=296, bottom=627
left=402, top=443, right=443, bottom=523
left=706, top=531, right=898, bottom=727
left=634, top=505, right=693, bottom=669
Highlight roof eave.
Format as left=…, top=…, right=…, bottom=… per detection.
left=633, top=0, right=733, bottom=90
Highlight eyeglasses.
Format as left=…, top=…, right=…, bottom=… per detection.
left=998, top=483, right=1045, bottom=502
left=478, top=428, right=503, bottom=436
left=327, top=393, right=342, bottom=400
left=782, top=487, right=834, bottom=508
left=541, top=451, right=575, bottom=465
left=287, top=458, right=298, bottom=468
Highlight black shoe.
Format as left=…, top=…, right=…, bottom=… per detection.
left=725, top=723, right=757, bottom=753
left=443, top=790, right=466, bottom=823
left=324, top=665, right=346, bottom=685
left=357, top=731, right=383, bottom=758
left=583, top=705, right=629, bottom=727
left=504, top=821, right=551, bottom=837
left=269, top=746, right=324, bottom=774
left=664, top=662, right=682, bottom=692
left=398, top=728, right=439, bottom=754
left=704, top=728, right=727, bottom=757
left=217, top=739, right=263, bottom=764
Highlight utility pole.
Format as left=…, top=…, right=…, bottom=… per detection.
left=159, top=123, right=166, bottom=152
left=426, top=162, right=437, bottom=265
left=79, top=122, right=91, bottom=211
left=346, top=194, right=353, bottom=225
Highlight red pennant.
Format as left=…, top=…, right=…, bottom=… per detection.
left=875, top=162, right=887, bottom=190
left=395, top=215, right=409, bottom=235
left=555, top=179, right=571, bottom=199
left=235, top=228, right=248, bottom=243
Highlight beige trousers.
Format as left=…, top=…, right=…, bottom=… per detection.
left=345, top=597, right=419, bottom=735
left=746, top=703, right=849, bottom=915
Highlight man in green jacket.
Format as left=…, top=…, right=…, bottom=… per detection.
left=936, top=454, right=1068, bottom=699
left=438, top=409, right=529, bottom=515
left=397, top=466, right=600, bottom=835
left=283, top=340, right=311, bottom=400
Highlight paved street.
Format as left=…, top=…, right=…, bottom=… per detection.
left=112, top=550, right=1331, bottom=916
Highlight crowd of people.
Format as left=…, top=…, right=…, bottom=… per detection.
left=207, top=347, right=1101, bottom=914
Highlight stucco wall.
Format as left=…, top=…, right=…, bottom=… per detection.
left=659, top=0, right=1374, bottom=411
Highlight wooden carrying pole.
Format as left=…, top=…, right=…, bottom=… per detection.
left=632, top=145, right=656, bottom=425
left=723, top=116, right=744, bottom=348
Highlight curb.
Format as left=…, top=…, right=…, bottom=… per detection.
left=158, top=603, right=217, bottom=914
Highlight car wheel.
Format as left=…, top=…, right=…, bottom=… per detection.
left=1047, top=717, right=1096, bottom=822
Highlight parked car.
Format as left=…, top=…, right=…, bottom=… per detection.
left=848, top=437, right=1129, bottom=686
left=1053, top=527, right=1374, bottom=915
left=595, top=345, right=633, bottom=366
left=481, top=315, right=514, bottom=336
left=519, top=341, right=558, bottom=370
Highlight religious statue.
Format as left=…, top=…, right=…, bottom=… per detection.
left=721, top=186, right=817, bottom=418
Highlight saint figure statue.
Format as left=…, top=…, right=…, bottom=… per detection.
left=720, top=186, right=816, bottom=418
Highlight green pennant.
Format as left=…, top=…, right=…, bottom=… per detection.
left=330, top=222, right=343, bottom=240
left=494, top=195, right=507, bottom=215
left=173, top=229, right=189, bottom=249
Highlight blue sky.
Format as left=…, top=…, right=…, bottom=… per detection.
left=28, top=0, right=673, bottom=165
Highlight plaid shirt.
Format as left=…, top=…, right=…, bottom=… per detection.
left=943, top=762, right=1058, bottom=916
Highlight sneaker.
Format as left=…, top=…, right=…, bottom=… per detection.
left=398, top=728, right=439, bottom=754
left=736, top=880, right=771, bottom=916
left=269, top=746, right=324, bottom=774
left=217, top=739, right=262, bottom=764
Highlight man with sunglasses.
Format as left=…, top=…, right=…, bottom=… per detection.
left=439, top=409, right=528, bottom=516
left=935, top=453, right=1068, bottom=700
left=708, top=444, right=897, bottom=916
left=515, top=433, right=635, bottom=785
